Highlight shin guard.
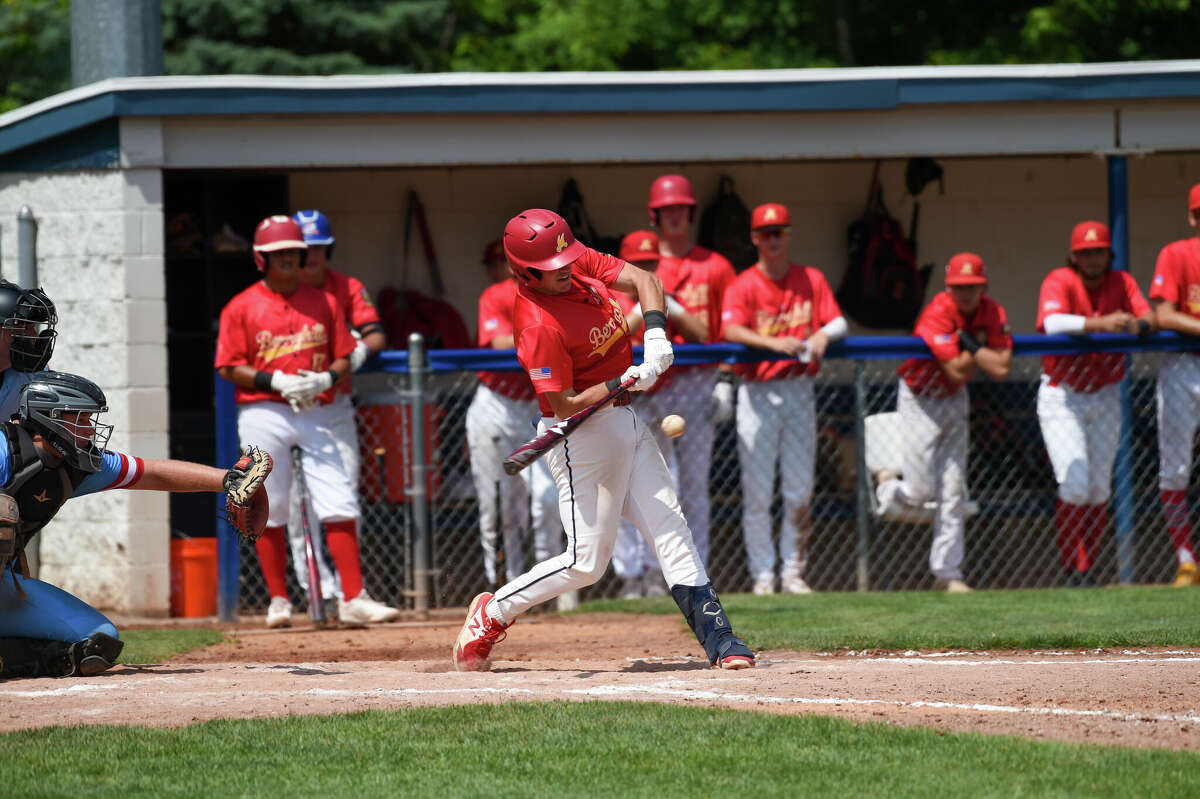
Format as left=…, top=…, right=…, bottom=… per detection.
left=670, top=582, right=754, bottom=666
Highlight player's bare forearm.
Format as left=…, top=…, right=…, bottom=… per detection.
left=612, top=264, right=665, bottom=313
left=724, top=323, right=798, bottom=355
left=489, top=335, right=515, bottom=350
left=672, top=309, right=708, bottom=342
left=363, top=330, right=388, bottom=355
left=938, top=351, right=975, bottom=385
left=974, top=347, right=1012, bottom=381
left=330, top=357, right=352, bottom=382
left=1156, top=302, right=1200, bottom=337
left=218, top=365, right=261, bottom=390
left=542, top=382, right=621, bottom=419
left=132, top=459, right=226, bottom=493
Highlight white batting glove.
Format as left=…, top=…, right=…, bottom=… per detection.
left=642, top=327, right=674, bottom=375
left=709, top=379, right=735, bottom=424
left=349, top=339, right=371, bottom=372
left=284, top=369, right=335, bottom=404
left=269, top=371, right=306, bottom=396
left=621, top=362, right=658, bottom=392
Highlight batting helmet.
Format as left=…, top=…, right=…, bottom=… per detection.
left=619, top=230, right=660, bottom=263
left=293, top=210, right=335, bottom=259
left=503, top=209, right=586, bottom=282
left=1070, top=221, right=1112, bottom=252
left=647, top=174, right=696, bottom=225
left=0, top=281, right=56, bottom=372
left=19, top=371, right=112, bottom=473
left=252, top=216, right=308, bottom=272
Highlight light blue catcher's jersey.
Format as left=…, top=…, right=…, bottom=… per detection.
left=0, top=428, right=144, bottom=498
left=0, top=370, right=32, bottom=422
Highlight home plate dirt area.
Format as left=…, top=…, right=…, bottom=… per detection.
left=4, top=611, right=1198, bottom=751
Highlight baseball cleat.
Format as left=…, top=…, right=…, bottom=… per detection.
left=1173, top=561, right=1198, bottom=587
left=719, top=654, right=756, bottom=670
left=752, top=577, right=775, bottom=596
left=780, top=575, right=814, bottom=595
left=453, top=592, right=508, bottom=672
left=338, top=591, right=401, bottom=626
left=934, top=578, right=973, bottom=593
left=266, top=596, right=293, bottom=628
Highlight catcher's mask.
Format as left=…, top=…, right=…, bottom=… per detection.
left=0, top=281, right=57, bottom=372
left=19, top=371, right=112, bottom=472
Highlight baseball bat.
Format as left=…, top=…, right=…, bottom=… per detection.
left=503, top=375, right=636, bottom=475
left=291, top=446, right=328, bottom=627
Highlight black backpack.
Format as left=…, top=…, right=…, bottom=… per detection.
left=837, top=161, right=932, bottom=330
left=698, top=175, right=757, bottom=272
left=556, top=178, right=621, bottom=256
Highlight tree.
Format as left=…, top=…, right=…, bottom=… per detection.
left=0, top=0, right=71, bottom=113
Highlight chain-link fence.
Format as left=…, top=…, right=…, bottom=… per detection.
left=227, top=337, right=1193, bottom=614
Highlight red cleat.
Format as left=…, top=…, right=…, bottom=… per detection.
left=718, top=654, right=756, bottom=670
left=453, top=592, right=509, bottom=672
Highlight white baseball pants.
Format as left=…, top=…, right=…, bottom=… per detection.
left=492, top=404, right=707, bottom=621
left=1036, top=376, right=1120, bottom=505
left=465, top=383, right=561, bottom=583
left=238, top=397, right=361, bottom=599
left=1156, top=353, right=1200, bottom=492
left=879, top=381, right=969, bottom=580
left=736, top=378, right=815, bottom=582
left=613, top=396, right=680, bottom=580
left=654, top=368, right=718, bottom=564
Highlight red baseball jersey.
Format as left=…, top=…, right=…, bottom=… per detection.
left=1037, top=266, right=1151, bottom=392
left=319, top=267, right=382, bottom=397
left=897, top=291, right=1012, bottom=398
left=720, top=264, right=842, bottom=382
left=477, top=279, right=536, bottom=402
left=657, top=245, right=736, bottom=344
left=1150, top=237, right=1200, bottom=319
left=614, top=289, right=673, bottom=396
left=514, top=248, right=632, bottom=416
left=215, top=281, right=356, bottom=405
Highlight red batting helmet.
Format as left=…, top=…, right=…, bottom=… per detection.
left=619, top=230, right=660, bottom=263
left=252, top=215, right=307, bottom=272
left=648, top=174, right=696, bottom=225
left=503, top=209, right=586, bottom=282
left=944, top=252, right=987, bottom=286
left=1069, top=221, right=1112, bottom=252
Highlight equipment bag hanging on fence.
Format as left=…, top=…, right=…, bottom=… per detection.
left=556, top=178, right=622, bottom=256
left=698, top=175, right=757, bottom=272
left=836, top=161, right=932, bottom=330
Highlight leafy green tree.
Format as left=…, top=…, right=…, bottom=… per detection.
left=0, top=0, right=71, bottom=113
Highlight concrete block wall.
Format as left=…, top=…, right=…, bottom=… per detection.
left=0, top=168, right=168, bottom=614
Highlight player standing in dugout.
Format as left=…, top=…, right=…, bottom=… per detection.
left=453, top=209, right=754, bottom=672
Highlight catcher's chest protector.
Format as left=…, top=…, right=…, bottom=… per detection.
left=2, top=421, right=84, bottom=549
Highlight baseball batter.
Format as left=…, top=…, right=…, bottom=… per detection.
left=453, top=209, right=754, bottom=672
left=721, top=202, right=847, bottom=595
left=215, top=215, right=399, bottom=628
left=466, top=239, right=562, bottom=588
left=0, top=371, right=269, bottom=678
left=1149, top=184, right=1200, bottom=587
left=647, top=175, right=738, bottom=566
left=877, top=252, right=1012, bottom=592
left=285, top=210, right=389, bottom=607
left=1037, top=221, right=1154, bottom=586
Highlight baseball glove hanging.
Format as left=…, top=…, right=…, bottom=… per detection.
left=223, top=446, right=272, bottom=541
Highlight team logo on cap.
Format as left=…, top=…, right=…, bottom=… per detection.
left=1085, top=228, right=1099, bottom=242
left=961, top=262, right=974, bottom=274
left=639, top=237, right=654, bottom=251
left=765, top=208, right=778, bottom=221
left=556, top=234, right=568, bottom=253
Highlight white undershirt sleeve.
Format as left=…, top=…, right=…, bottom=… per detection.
left=1043, top=314, right=1087, bottom=335
left=818, top=316, right=849, bottom=341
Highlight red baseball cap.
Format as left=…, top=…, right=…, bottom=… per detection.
left=1189, top=183, right=1200, bottom=212
left=944, top=252, right=987, bottom=286
left=1070, top=221, right=1112, bottom=252
left=619, top=230, right=660, bottom=263
left=751, top=203, right=791, bottom=231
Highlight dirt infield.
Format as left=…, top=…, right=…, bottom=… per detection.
left=4, top=611, right=1198, bottom=751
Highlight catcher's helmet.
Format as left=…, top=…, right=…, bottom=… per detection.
left=503, top=209, right=586, bottom=282
left=19, top=371, right=112, bottom=473
left=0, top=281, right=56, bottom=372
left=647, top=174, right=696, bottom=225
left=252, top=216, right=308, bottom=272
left=293, top=210, right=335, bottom=259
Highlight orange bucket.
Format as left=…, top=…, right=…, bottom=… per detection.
left=170, top=538, right=218, bottom=617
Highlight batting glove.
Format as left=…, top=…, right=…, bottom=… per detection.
left=642, top=328, right=674, bottom=375
left=709, top=378, right=735, bottom=424
left=349, top=339, right=371, bottom=372
left=621, top=362, right=659, bottom=392
left=284, top=369, right=335, bottom=404
left=269, top=371, right=307, bottom=396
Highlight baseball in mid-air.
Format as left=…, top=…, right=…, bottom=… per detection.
left=661, top=414, right=686, bottom=438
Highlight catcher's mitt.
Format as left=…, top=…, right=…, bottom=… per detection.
left=224, top=446, right=272, bottom=541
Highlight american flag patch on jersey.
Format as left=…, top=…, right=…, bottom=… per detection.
left=529, top=367, right=552, bottom=381
left=1043, top=299, right=1061, bottom=311
left=934, top=333, right=955, bottom=345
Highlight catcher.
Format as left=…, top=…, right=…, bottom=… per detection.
left=0, top=371, right=271, bottom=679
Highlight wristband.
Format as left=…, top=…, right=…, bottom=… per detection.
left=253, top=371, right=274, bottom=391
left=605, top=378, right=622, bottom=392
left=357, top=321, right=385, bottom=338
left=643, top=309, right=667, bottom=331
left=1136, top=318, right=1152, bottom=337
left=327, top=369, right=340, bottom=385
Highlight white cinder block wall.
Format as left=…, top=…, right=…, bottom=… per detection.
left=0, top=168, right=167, bottom=613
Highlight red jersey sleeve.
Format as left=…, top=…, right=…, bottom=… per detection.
left=1037, top=271, right=1072, bottom=331
left=478, top=287, right=514, bottom=348
left=1122, top=271, right=1152, bottom=316
left=574, top=248, right=627, bottom=287
left=915, top=300, right=961, bottom=362
left=328, top=296, right=356, bottom=361
left=1150, top=244, right=1181, bottom=304
left=345, top=275, right=381, bottom=329
left=214, top=298, right=248, bottom=369
left=516, top=324, right=573, bottom=395
left=808, top=269, right=843, bottom=328
left=719, top=278, right=754, bottom=334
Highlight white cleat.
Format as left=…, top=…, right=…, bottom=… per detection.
left=781, top=575, right=814, bottom=595
left=339, top=591, right=401, bottom=625
left=935, top=578, right=973, bottom=593
left=266, top=596, right=293, bottom=629
left=618, top=577, right=643, bottom=600
left=752, top=577, right=776, bottom=596
left=642, top=572, right=670, bottom=598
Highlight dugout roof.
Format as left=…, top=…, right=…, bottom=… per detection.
left=3, top=61, right=1200, bottom=171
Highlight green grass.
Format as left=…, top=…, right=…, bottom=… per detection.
left=581, top=585, right=1200, bottom=651
left=118, top=628, right=225, bottom=664
left=1, top=702, right=1196, bottom=798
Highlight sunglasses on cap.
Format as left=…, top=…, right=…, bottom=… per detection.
left=755, top=226, right=790, bottom=239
